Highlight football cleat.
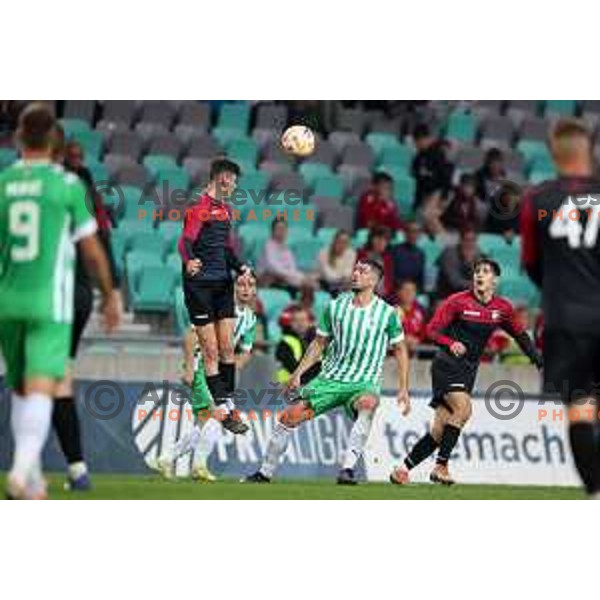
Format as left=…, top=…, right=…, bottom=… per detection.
left=157, top=455, right=176, bottom=480
left=221, top=415, right=249, bottom=435
left=389, top=466, right=410, bottom=485
left=336, top=468, right=358, bottom=485
left=65, top=473, right=92, bottom=492
left=243, top=471, right=271, bottom=483
left=430, top=463, right=455, bottom=486
left=191, top=465, right=217, bottom=483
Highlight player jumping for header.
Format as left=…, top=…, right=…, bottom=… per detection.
left=178, top=158, right=252, bottom=435
left=245, top=258, right=411, bottom=485
left=390, top=258, right=543, bottom=486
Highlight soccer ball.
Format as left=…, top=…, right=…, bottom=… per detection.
left=281, top=125, right=315, bottom=157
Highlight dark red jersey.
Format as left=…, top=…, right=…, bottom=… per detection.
left=521, top=176, right=600, bottom=334
left=178, top=194, right=240, bottom=282
left=427, top=290, right=528, bottom=364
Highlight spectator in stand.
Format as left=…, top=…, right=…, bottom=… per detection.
left=486, top=182, right=521, bottom=243
left=412, top=124, right=454, bottom=235
left=435, top=228, right=481, bottom=300
left=475, top=147, right=506, bottom=203
left=393, top=279, right=427, bottom=356
left=278, top=285, right=317, bottom=332
left=390, top=220, right=425, bottom=292
left=441, top=173, right=487, bottom=235
left=356, top=172, right=404, bottom=231
left=257, top=219, right=318, bottom=293
left=356, top=225, right=394, bottom=298
left=317, top=229, right=356, bottom=294
left=274, top=306, right=320, bottom=385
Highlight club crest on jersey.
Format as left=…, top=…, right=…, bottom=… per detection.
left=491, top=310, right=501, bottom=321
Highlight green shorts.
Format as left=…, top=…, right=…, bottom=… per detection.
left=300, top=376, right=380, bottom=419
left=0, top=320, right=71, bottom=390
left=189, top=355, right=213, bottom=416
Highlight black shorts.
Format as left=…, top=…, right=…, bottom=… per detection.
left=429, top=352, right=478, bottom=411
left=544, top=331, right=600, bottom=404
left=71, top=284, right=93, bottom=358
left=183, top=279, right=235, bottom=326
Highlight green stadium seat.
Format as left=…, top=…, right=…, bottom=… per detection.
left=238, top=171, right=270, bottom=195
left=392, top=174, right=416, bottom=213
left=155, top=167, right=190, bottom=192
left=212, top=127, right=247, bottom=147
left=227, top=138, right=259, bottom=165
left=379, top=145, right=413, bottom=170
left=238, top=223, right=270, bottom=264
left=72, top=130, right=103, bottom=160
left=125, top=249, right=164, bottom=290
left=517, top=140, right=551, bottom=168
left=286, top=208, right=317, bottom=231
left=478, top=233, right=509, bottom=254
left=60, top=118, right=90, bottom=136
left=317, top=227, right=338, bottom=246
left=445, top=110, right=477, bottom=143
left=172, top=287, right=189, bottom=336
left=131, top=265, right=177, bottom=312
left=529, top=168, right=557, bottom=185
left=287, top=228, right=314, bottom=245
left=86, top=160, right=108, bottom=183
left=157, top=221, right=182, bottom=254
left=365, top=133, right=400, bottom=158
left=217, top=102, right=251, bottom=132
left=418, top=237, right=442, bottom=265
left=544, top=100, right=577, bottom=116
left=314, top=290, right=332, bottom=319
left=0, top=148, right=17, bottom=170
left=144, top=154, right=178, bottom=176
left=353, top=228, right=369, bottom=248
left=299, top=162, right=333, bottom=187
left=498, top=276, right=540, bottom=306
left=313, top=174, right=345, bottom=199
left=291, top=236, right=322, bottom=270
left=260, top=289, right=292, bottom=321
left=128, top=230, right=166, bottom=257
left=166, top=252, right=182, bottom=276
left=110, top=229, right=128, bottom=278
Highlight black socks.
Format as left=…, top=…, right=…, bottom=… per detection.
left=52, top=397, right=84, bottom=465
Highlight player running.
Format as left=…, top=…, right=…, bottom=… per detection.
left=521, top=119, right=600, bottom=497
left=158, top=273, right=257, bottom=481
left=178, top=158, right=252, bottom=435
left=0, top=103, right=120, bottom=499
left=245, top=258, right=411, bottom=485
left=390, top=258, right=542, bottom=486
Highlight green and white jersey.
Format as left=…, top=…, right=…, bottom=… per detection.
left=318, top=291, right=404, bottom=385
left=0, top=160, right=97, bottom=323
left=234, top=304, right=257, bottom=353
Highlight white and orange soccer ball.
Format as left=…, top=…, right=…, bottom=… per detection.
left=281, top=125, right=315, bottom=157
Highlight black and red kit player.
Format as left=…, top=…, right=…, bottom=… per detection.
left=178, top=158, right=252, bottom=434
left=521, top=119, right=600, bottom=497
left=390, top=258, right=542, bottom=485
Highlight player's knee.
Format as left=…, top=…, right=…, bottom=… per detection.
left=201, top=343, right=219, bottom=366
left=218, top=344, right=235, bottom=363
left=280, top=403, right=308, bottom=428
left=354, top=394, right=379, bottom=413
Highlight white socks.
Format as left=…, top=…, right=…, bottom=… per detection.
left=342, top=410, right=374, bottom=471
left=171, top=419, right=220, bottom=470
left=9, top=392, right=52, bottom=484
left=173, top=423, right=202, bottom=459
left=260, top=421, right=292, bottom=479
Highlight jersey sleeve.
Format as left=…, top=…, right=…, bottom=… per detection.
left=387, top=308, right=405, bottom=345
left=239, top=317, right=256, bottom=353
left=426, top=295, right=458, bottom=348
left=317, top=302, right=333, bottom=337
left=67, top=175, right=97, bottom=242
left=500, top=300, right=526, bottom=337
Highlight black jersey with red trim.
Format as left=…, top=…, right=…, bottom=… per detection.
left=426, top=290, right=526, bottom=364
left=520, top=176, right=600, bottom=333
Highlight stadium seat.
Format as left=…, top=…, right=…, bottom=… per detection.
left=178, top=102, right=212, bottom=129
left=260, top=289, right=292, bottom=321
left=519, top=117, right=549, bottom=143
left=64, top=100, right=96, bottom=123
left=516, top=140, right=552, bottom=169
left=365, top=133, right=400, bottom=158
left=299, top=162, right=333, bottom=187
left=498, top=276, right=539, bottom=306
left=186, top=135, right=222, bottom=159
left=139, top=101, right=176, bottom=128
left=314, top=290, right=332, bottom=319
left=131, top=265, right=177, bottom=313
left=368, top=116, right=402, bottom=136
left=238, top=223, right=270, bottom=264
left=157, top=221, right=182, bottom=254
left=419, top=237, right=443, bottom=265
left=329, top=131, right=361, bottom=153
left=0, top=148, right=17, bottom=169
left=212, top=127, right=247, bottom=147
left=227, top=138, right=259, bottom=165
left=255, top=103, right=288, bottom=131
left=445, top=110, right=477, bottom=143
left=335, top=107, right=367, bottom=135
left=479, top=116, right=515, bottom=150
left=316, top=227, right=338, bottom=246
left=341, top=143, right=375, bottom=169
left=287, top=228, right=314, bottom=246
left=379, top=145, right=413, bottom=171
left=115, top=164, right=153, bottom=190
left=125, top=250, right=164, bottom=290
left=529, top=167, right=557, bottom=184
left=143, top=154, right=178, bottom=176
left=110, top=131, right=144, bottom=161
left=127, top=229, right=166, bottom=257
left=154, top=167, right=190, bottom=192
left=60, top=118, right=90, bottom=137
left=353, top=228, right=369, bottom=248
left=86, top=160, right=108, bottom=183
left=172, top=286, right=188, bottom=336
left=304, top=140, right=337, bottom=167
left=72, top=130, right=104, bottom=160
left=544, top=100, right=577, bottom=117
left=102, top=101, right=139, bottom=126
left=147, top=134, right=183, bottom=160
left=506, top=100, right=540, bottom=124
left=217, top=102, right=251, bottom=133
left=313, top=174, right=345, bottom=199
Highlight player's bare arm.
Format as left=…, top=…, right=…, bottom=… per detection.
left=78, top=234, right=121, bottom=332
left=393, top=341, right=411, bottom=415
left=284, top=334, right=329, bottom=392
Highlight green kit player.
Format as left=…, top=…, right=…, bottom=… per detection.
left=245, top=258, right=411, bottom=485
left=158, top=272, right=257, bottom=481
left=0, top=103, right=120, bottom=499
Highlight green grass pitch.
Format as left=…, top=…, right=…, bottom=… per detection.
left=0, top=473, right=584, bottom=499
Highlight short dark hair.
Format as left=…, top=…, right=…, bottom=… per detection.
left=210, top=158, right=241, bottom=180
left=413, top=123, right=431, bottom=140
left=271, top=218, right=288, bottom=233
left=361, top=257, right=384, bottom=280
left=17, top=102, right=55, bottom=150
left=459, top=173, right=476, bottom=187
left=372, top=171, right=393, bottom=185
left=474, top=257, right=501, bottom=277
